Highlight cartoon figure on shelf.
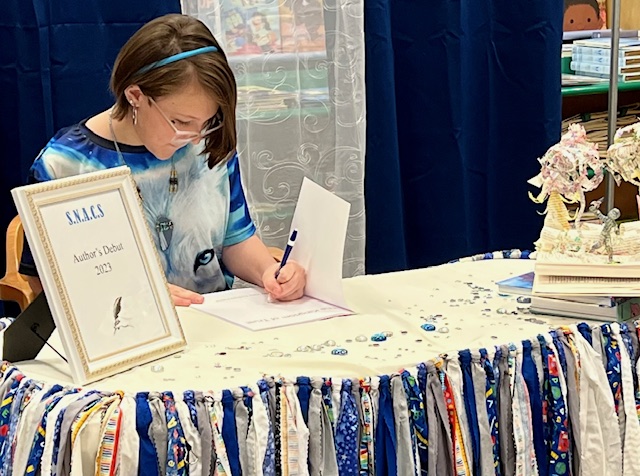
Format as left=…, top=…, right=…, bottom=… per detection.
left=563, top=0, right=604, bottom=32
left=529, top=123, right=604, bottom=231
left=606, top=121, right=640, bottom=217
left=250, top=12, right=277, bottom=53
left=588, top=198, right=621, bottom=263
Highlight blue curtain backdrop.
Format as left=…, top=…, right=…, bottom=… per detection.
left=365, top=0, right=564, bottom=273
left=0, top=0, right=180, bottom=314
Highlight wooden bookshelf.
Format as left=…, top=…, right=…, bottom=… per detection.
left=607, top=0, right=640, bottom=30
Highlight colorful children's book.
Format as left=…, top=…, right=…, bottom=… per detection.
left=221, top=0, right=283, bottom=56
left=496, top=272, right=535, bottom=296
left=279, top=0, right=326, bottom=53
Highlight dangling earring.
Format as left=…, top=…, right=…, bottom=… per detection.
left=132, top=106, right=138, bottom=126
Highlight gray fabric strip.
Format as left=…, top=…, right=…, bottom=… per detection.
left=57, top=392, right=103, bottom=476
left=559, top=333, right=581, bottom=476
left=148, top=392, right=168, bottom=476
left=498, top=346, right=515, bottom=476
left=195, top=391, right=213, bottom=476
left=426, top=361, right=453, bottom=476
left=471, top=352, right=495, bottom=476
left=233, top=387, right=249, bottom=475
left=308, top=378, right=324, bottom=476
left=322, top=383, right=339, bottom=476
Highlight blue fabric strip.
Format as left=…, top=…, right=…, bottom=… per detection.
left=221, top=389, right=241, bottom=476
left=375, top=375, right=397, bottom=475
left=136, top=392, right=160, bottom=476
left=459, top=350, right=481, bottom=475
left=522, top=340, right=547, bottom=476
left=296, top=377, right=311, bottom=424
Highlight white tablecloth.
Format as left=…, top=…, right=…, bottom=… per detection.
left=10, top=258, right=598, bottom=391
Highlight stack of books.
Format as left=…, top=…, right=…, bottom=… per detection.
left=570, top=37, right=640, bottom=82
left=496, top=271, right=640, bottom=322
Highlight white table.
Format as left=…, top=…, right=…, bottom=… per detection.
left=9, top=258, right=597, bottom=391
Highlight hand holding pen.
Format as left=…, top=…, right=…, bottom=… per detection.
left=275, top=228, right=297, bottom=279
left=263, top=228, right=306, bottom=302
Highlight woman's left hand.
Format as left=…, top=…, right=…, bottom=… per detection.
left=262, top=260, right=306, bottom=301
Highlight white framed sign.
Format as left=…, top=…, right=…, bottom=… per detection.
left=11, top=166, right=186, bottom=384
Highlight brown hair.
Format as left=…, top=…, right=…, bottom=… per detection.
left=110, top=14, right=237, bottom=168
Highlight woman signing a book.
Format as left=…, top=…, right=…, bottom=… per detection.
left=19, top=14, right=306, bottom=306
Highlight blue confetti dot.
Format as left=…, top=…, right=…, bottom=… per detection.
left=331, top=348, right=348, bottom=356
left=371, top=333, right=387, bottom=342
left=421, top=323, right=436, bottom=331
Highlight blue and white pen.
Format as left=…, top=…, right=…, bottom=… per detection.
left=275, top=228, right=298, bottom=279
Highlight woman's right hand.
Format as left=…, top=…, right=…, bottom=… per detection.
left=168, top=283, right=204, bottom=307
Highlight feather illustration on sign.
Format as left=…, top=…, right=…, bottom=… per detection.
left=112, top=296, right=133, bottom=334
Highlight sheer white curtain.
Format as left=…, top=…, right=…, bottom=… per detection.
left=181, top=0, right=366, bottom=277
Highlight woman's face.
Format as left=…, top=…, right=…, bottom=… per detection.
left=128, top=81, right=219, bottom=160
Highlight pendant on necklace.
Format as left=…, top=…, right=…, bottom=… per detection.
left=169, top=167, right=178, bottom=193
left=156, top=216, right=174, bottom=251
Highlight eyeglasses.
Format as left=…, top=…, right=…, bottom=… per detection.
left=148, top=96, right=223, bottom=147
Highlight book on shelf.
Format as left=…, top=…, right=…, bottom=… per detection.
left=222, top=0, right=283, bottom=56
left=279, top=0, right=326, bottom=53
left=562, top=73, right=608, bottom=86
left=570, top=61, right=640, bottom=75
left=220, top=0, right=327, bottom=57
left=530, top=295, right=640, bottom=322
left=572, top=50, right=640, bottom=66
left=574, top=71, right=640, bottom=82
left=562, top=29, right=639, bottom=42
left=572, top=37, right=640, bottom=51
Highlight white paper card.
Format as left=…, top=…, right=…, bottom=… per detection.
left=289, top=177, right=351, bottom=308
left=193, top=287, right=351, bottom=331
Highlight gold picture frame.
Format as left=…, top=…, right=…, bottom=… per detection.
left=11, top=167, right=186, bottom=384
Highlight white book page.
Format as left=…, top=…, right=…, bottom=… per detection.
left=192, top=287, right=352, bottom=331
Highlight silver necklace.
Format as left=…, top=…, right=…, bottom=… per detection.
left=108, top=108, right=175, bottom=251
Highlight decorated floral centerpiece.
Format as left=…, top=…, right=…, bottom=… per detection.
left=607, top=122, right=640, bottom=198
left=529, top=122, right=640, bottom=265
left=528, top=123, right=604, bottom=231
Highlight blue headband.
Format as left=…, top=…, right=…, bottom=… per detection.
left=135, top=46, right=218, bottom=75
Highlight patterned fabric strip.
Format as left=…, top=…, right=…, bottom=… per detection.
left=546, top=340, right=571, bottom=476
left=1, top=378, right=35, bottom=470
left=335, top=379, right=359, bottom=475
left=278, top=383, right=290, bottom=476
left=283, top=383, right=301, bottom=476
left=321, top=379, right=336, bottom=432
left=439, top=365, right=471, bottom=476
left=163, top=392, right=187, bottom=476
left=359, top=378, right=375, bottom=475
left=401, top=370, right=428, bottom=475
left=207, top=393, right=232, bottom=476
left=416, top=363, right=429, bottom=476
left=96, top=400, right=122, bottom=476
left=183, top=390, right=199, bottom=429
left=480, top=349, right=501, bottom=476
left=0, top=373, right=25, bottom=458
left=602, top=325, right=624, bottom=415
left=25, top=387, right=77, bottom=476
left=260, top=389, right=276, bottom=476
